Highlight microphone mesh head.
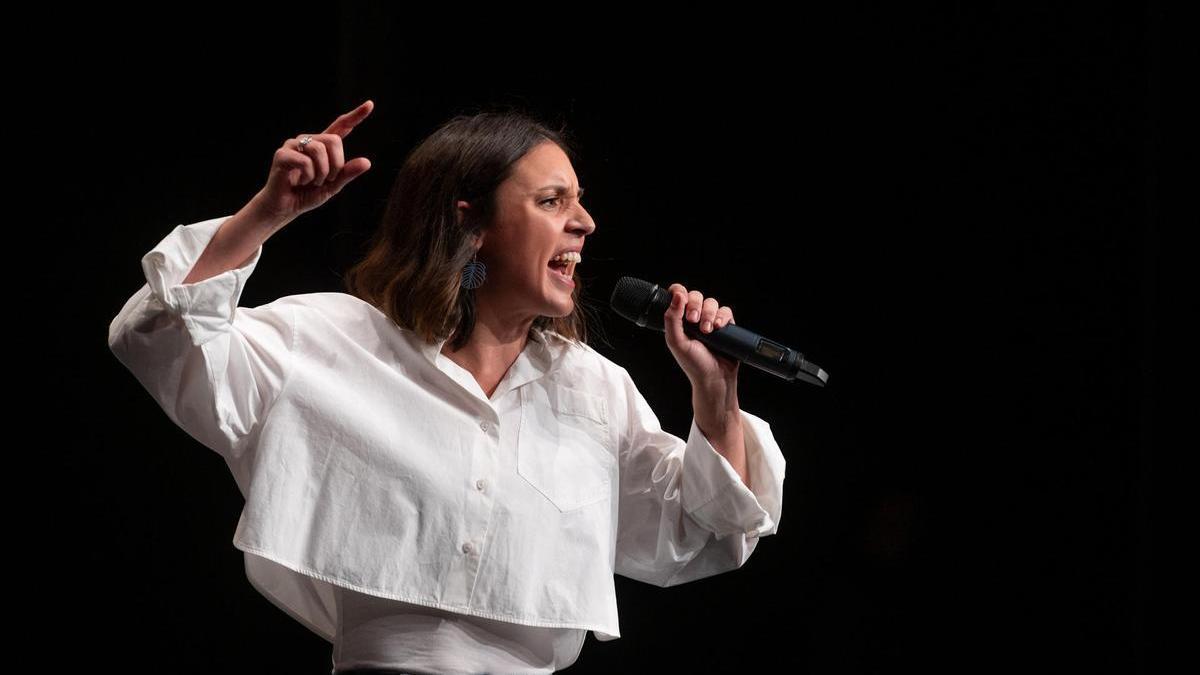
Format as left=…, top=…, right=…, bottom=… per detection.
left=609, top=276, right=661, bottom=328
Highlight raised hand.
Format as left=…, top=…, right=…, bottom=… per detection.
left=253, top=99, right=375, bottom=224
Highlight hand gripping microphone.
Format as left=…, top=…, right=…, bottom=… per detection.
left=609, top=276, right=829, bottom=387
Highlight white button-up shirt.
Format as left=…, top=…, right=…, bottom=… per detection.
left=333, top=584, right=589, bottom=672
left=107, top=215, right=786, bottom=666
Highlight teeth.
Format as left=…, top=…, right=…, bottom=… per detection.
left=550, top=251, right=582, bottom=263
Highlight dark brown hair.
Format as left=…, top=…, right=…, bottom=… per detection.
left=343, top=107, right=597, bottom=352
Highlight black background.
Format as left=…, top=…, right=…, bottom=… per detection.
left=30, top=3, right=1158, bottom=673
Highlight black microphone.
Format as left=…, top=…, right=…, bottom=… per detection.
left=609, top=276, right=829, bottom=387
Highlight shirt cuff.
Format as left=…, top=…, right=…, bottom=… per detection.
left=141, top=214, right=263, bottom=347
left=680, top=409, right=786, bottom=539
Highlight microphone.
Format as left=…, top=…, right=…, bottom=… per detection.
left=609, top=276, right=829, bottom=387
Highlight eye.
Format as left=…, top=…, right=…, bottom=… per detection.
left=539, top=197, right=562, bottom=208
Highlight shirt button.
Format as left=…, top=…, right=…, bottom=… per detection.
left=462, top=542, right=475, bottom=554
left=479, top=420, right=489, bottom=432
left=476, top=479, right=486, bottom=491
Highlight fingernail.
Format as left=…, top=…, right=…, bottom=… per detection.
left=703, top=321, right=712, bottom=331
left=689, top=309, right=699, bottom=321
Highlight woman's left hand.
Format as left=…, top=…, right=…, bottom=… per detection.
left=663, top=283, right=740, bottom=389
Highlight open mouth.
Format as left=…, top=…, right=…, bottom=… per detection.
left=547, top=260, right=575, bottom=286
left=547, top=252, right=579, bottom=286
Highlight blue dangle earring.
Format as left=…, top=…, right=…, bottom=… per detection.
left=461, top=251, right=487, bottom=290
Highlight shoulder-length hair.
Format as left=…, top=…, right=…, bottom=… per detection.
left=343, top=107, right=598, bottom=353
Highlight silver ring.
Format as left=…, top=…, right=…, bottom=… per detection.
left=298, top=135, right=313, bottom=149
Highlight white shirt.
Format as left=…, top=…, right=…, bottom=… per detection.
left=334, top=584, right=586, bottom=673
left=108, top=214, right=786, bottom=672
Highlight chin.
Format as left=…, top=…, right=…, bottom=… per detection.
left=538, top=281, right=576, bottom=317
left=542, top=296, right=574, bottom=319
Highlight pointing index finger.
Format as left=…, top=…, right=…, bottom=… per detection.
left=322, top=99, right=374, bottom=137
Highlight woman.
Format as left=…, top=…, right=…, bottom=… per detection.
left=108, top=100, right=786, bottom=674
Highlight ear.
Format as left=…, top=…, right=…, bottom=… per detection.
left=457, top=200, right=485, bottom=251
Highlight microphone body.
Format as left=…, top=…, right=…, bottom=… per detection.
left=609, top=277, right=829, bottom=387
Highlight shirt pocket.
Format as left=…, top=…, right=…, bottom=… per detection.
left=517, top=384, right=615, bottom=513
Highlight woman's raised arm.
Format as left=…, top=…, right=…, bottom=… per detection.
left=183, top=99, right=375, bottom=285
left=107, top=100, right=375, bottom=485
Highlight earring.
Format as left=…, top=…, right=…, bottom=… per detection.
left=461, top=251, right=487, bottom=289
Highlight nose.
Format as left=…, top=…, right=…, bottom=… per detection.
left=569, top=203, right=596, bottom=236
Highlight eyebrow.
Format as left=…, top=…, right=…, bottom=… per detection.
left=537, top=184, right=585, bottom=199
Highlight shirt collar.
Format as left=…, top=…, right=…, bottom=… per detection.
left=416, top=326, right=570, bottom=384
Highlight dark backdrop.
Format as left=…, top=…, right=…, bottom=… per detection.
left=34, top=4, right=1156, bottom=673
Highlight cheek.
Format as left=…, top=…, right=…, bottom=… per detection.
left=493, top=248, right=545, bottom=285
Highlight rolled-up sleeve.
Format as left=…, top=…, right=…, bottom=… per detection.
left=107, top=215, right=296, bottom=473
left=612, top=366, right=786, bottom=588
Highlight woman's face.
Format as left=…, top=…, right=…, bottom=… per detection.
left=470, top=141, right=596, bottom=325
